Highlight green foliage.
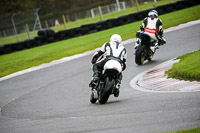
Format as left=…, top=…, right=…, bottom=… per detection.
left=166, top=49, right=200, bottom=81
left=166, top=128, right=200, bottom=133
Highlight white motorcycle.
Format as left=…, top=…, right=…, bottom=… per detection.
left=90, top=59, right=122, bottom=104
left=135, top=32, right=157, bottom=65
left=135, top=31, right=166, bottom=65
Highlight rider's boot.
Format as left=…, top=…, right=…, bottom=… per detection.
left=159, top=37, right=166, bottom=45
left=150, top=42, right=159, bottom=53
left=89, top=71, right=100, bottom=99
left=89, top=71, right=100, bottom=88
left=90, top=71, right=101, bottom=99
left=114, top=80, right=120, bottom=97
left=157, top=34, right=166, bottom=46
left=92, top=88, right=98, bottom=99
left=89, top=64, right=101, bottom=88
left=114, top=73, right=122, bottom=97
left=134, top=38, right=140, bottom=49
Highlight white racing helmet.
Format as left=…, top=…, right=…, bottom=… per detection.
left=148, top=10, right=158, bottom=17
left=110, top=34, right=122, bottom=43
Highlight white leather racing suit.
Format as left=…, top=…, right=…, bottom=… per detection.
left=141, top=17, right=163, bottom=41
left=92, top=41, right=127, bottom=71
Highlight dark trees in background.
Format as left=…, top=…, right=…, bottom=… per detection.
left=0, top=0, right=118, bottom=16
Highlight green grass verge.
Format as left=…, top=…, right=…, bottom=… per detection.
left=166, top=128, right=200, bottom=133
left=0, top=31, right=38, bottom=45
left=0, top=0, right=181, bottom=45
left=166, top=49, right=200, bottom=81
left=0, top=5, right=200, bottom=78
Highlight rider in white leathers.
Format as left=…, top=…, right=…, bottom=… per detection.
left=89, top=34, right=127, bottom=97
left=135, top=10, right=166, bottom=50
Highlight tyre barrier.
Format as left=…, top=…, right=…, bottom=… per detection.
left=0, top=0, right=199, bottom=56
left=81, top=23, right=98, bottom=34
left=38, top=28, right=55, bottom=37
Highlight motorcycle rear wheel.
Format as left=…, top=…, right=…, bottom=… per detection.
left=135, top=45, right=146, bottom=65
left=99, top=77, right=114, bottom=104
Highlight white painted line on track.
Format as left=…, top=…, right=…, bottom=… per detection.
left=1, top=20, right=200, bottom=82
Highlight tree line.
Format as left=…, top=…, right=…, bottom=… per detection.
left=0, top=0, right=120, bottom=16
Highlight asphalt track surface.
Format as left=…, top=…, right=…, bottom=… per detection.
left=0, top=23, right=200, bottom=133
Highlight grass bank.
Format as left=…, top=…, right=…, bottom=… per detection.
left=166, top=49, right=200, bottom=81
left=0, top=5, right=200, bottom=78
left=166, top=128, right=200, bottom=133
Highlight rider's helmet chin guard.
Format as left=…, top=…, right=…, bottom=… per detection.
left=110, top=34, right=122, bottom=43
left=148, top=10, right=158, bottom=17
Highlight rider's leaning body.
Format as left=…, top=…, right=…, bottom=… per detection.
left=89, top=34, right=127, bottom=97
left=135, top=10, right=166, bottom=49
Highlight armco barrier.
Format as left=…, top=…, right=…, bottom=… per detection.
left=0, top=0, right=199, bottom=55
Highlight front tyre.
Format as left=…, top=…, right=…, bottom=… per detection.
left=135, top=45, right=146, bottom=65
